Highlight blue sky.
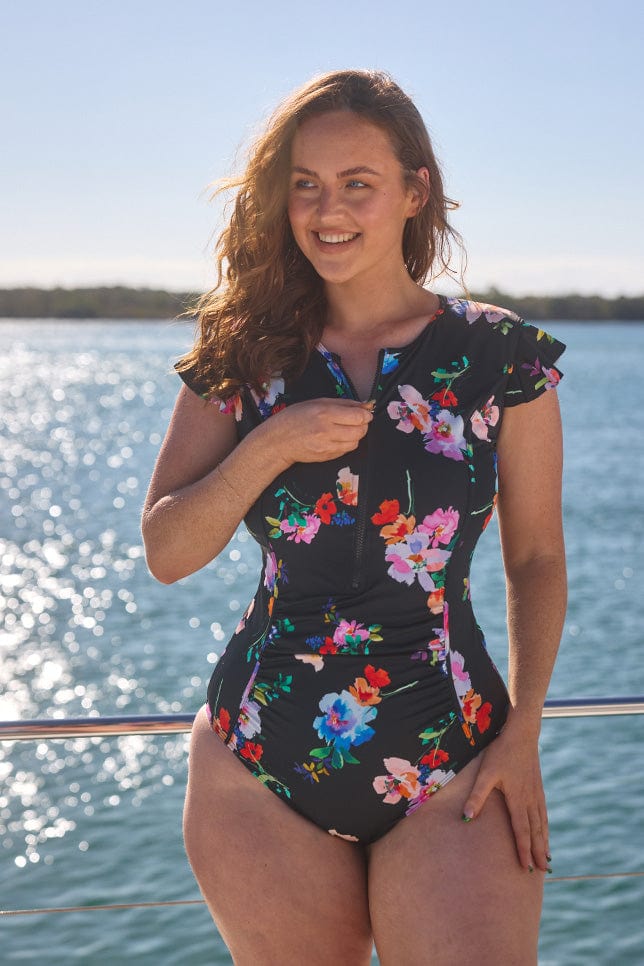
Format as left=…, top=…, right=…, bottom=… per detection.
left=2, top=0, right=642, bottom=295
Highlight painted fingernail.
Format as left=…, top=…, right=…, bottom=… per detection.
left=528, top=865, right=534, bottom=873
left=546, top=852, right=552, bottom=862
left=546, top=866, right=553, bottom=874
left=461, top=813, right=473, bottom=823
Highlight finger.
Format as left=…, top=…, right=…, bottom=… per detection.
left=533, top=800, right=551, bottom=871
left=527, top=804, right=549, bottom=871
left=461, top=771, right=496, bottom=822
left=330, top=408, right=373, bottom=426
left=507, top=804, right=533, bottom=872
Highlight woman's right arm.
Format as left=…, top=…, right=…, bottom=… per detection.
left=141, top=385, right=372, bottom=584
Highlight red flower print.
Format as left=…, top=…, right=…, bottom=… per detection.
left=212, top=706, right=230, bottom=739
left=420, top=748, right=450, bottom=767
left=476, top=701, right=492, bottom=733
left=320, top=637, right=338, bottom=655
left=371, top=499, right=400, bottom=526
left=364, top=665, right=391, bottom=688
left=314, top=492, right=337, bottom=525
left=240, top=741, right=263, bottom=762
left=431, top=388, right=458, bottom=407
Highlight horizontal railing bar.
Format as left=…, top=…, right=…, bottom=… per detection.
left=0, top=713, right=195, bottom=741
left=5, top=870, right=644, bottom=917
left=0, top=698, right=643, bottom=742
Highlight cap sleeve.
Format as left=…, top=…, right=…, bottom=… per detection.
left=503, top=322, right=565, bottom=407
left=174, top=362, right=242, bottom=418
left=175, top=361, right=210, bottom=398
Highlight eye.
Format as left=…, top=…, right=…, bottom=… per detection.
left=346, top=179, right=368, bottom=189
left=292, top=178, right=316, bottom=190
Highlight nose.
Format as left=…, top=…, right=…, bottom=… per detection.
left=316, top=185, right=344, bottom=221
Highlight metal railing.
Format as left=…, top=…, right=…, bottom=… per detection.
left=1, top=696, right=643, bottom=742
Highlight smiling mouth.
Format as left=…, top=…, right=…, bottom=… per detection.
left=316, top=232, right=360, bottom=244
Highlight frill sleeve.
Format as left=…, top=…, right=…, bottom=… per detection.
left=503, top=322, right=566, bottom=407
left=174, top=362, right=242, bottom=418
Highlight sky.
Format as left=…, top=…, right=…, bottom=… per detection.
left=1, top=0, right=642, bottom=296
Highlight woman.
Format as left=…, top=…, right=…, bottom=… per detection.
left=142, top=70, right=566, bottom=964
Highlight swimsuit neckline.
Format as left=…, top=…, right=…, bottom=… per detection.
left=316, top=293, right=449, bottom=361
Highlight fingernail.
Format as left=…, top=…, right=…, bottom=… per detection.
left=461, top=814, right=473, bottom=823
left=546, top=852, right=552, bottom=862
left=546, top=866, right=553, bottom=874
left=528, top=865, right=534, bottom=873
left=461, top=807, right=473, bottom=822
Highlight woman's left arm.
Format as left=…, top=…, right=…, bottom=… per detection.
left=462, top=388, right=567, bottom=872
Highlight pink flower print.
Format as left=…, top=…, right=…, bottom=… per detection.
left=328, top=829, right=360, bottom=842
left=333, top=619, right=370, bottom=650
left=450, top=649, right=472, bottom=699
left=280, top=514, right=321, bottom=544
left=470, top=396, right=500, bottom=441
left=373, top=757, right=422, bottom=804
left=385, top=531, right=451, bottom=591
left=264, top=552, right=278, bottom=593
left=542, top=366, right=561, bottom=390
left=217, top=394, right=243, bottom=421
left=295, top=654, right=324, bottom=672
left=418, top=507, right=460, bottom=547
left=387, top=384, right=432, bottom=434
left=424, top=410, right=466, bottom=461
left=463, top=301, right=507, bottom=325
left=235, top=597, right=254, bottom=635
left=405, top=768, right=455, bottom=814
left=336, top=466, right=359, bottom=506
left=237, top=698, right=262, bottom=739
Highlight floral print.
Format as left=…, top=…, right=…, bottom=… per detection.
left=387, top=360, right=472, bottom=463
left=266, top=467, right=358, bottom=543
left=177, top=297, right=565, bottom=843
left=373, top=712, right=457, bottom=813
left=296, top=664, right=393, bottom=781
left=302, top=601, right=383, bottom=668
left=471, top=396, right=500, bottom=441
left=371, top=477, right=460, bottom=616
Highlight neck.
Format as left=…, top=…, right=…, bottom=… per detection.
left=323, top=264, right=435, bottom=335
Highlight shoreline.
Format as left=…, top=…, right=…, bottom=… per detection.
left=1, top=286, right=643, bottom=321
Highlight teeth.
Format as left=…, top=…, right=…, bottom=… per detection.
left=317, top=232, right=359, bottom=244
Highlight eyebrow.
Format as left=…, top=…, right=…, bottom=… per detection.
left=291, top=165, right=381, bottom=179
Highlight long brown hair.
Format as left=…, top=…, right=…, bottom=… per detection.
left=178, top=69, right=466, bottom=400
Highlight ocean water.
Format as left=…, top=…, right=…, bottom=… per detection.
left=0, top=318, right=643, bottom=965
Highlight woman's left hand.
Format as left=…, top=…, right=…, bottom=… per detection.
left=461, top=711, right=550, bottom=873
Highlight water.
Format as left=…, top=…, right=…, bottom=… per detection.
left=0, top=319, right=643, bottom=965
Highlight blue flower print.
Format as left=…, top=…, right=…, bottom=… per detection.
left=314, top=690, right=377, bottom=750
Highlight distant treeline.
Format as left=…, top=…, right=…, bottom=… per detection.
left=1, top=285, right=643, bottom=321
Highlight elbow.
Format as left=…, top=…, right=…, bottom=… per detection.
left=144, top=548, right=182, bottom=585
left=141, top=516, right=183, bottom=584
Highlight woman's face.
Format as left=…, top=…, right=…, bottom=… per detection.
left=287, top=110, right=427, bottom=289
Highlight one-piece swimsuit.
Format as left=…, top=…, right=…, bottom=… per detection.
left=177, top=296, right=565, bottom=844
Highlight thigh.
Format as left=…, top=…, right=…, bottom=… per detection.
left=183, top=706, right=373, bottom=966
left=366, top=754, right=543, bottom=966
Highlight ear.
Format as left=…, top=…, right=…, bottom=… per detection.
left=407, top=167, right=430, bottom=216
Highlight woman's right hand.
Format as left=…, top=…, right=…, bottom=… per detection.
left=268, top=397, right=374, bottom=466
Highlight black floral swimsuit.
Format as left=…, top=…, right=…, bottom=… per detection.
left=177, top=297, right=565, bottom=844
